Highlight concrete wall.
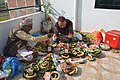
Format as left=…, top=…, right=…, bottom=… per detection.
left=0, top=12, right=44, bottom=52
left=81, top=0, right=120, bottom=32
left=50, top=0, right=120, bottom=32
left=50, top=0, right=76, bottom=29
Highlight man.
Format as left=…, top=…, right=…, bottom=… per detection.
left=53, top=16, right=74, bottom=44
left=3, top=17, right=52, bottom=57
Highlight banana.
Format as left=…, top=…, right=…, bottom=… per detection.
left=61, top=55, right=69, bottom=59
left=24, top=73, right=37, bottom=79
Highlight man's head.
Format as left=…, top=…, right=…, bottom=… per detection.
left=58, top=16, right=66, bottom=28
left=20, top=17, right=33, bottom=32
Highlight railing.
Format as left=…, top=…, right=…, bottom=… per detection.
left=0, top=5, right=42, bottom=21
left=0, top=5, right=41, bottom=12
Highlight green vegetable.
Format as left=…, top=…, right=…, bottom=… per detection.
left=6, top=69, right=11, bottom=75
left=112, top=49, right=119, bottom=53
left=51, top=73, right=58, bottom=78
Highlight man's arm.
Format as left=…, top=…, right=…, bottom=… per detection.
left=53, top=25, right=60, bottom=44
left=53, top=25, right=59, bottom=37
left=67, top=21, right=74, bottom=44
left=68, top=22, right=74, bottom=38
left=15, top=30, right=50, bottom=43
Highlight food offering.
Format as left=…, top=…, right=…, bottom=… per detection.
left=38, top=55, right=55, bottom=71
left=99, top=43, right=110, bottom=51
left=50, top=71, right=60, bottom=80
left=112, top=49, right=119, bottom=53
left=87, top=54, right=96, bottom=61
left=33, top=42, right=53, bottom=55
left=40, top=61, right=50, bottom=69
left=69, top=42, right=77, bottom=48
left=85, top=48, right=102, bottom=61
left=56, top=42, right=67, bottom=48
left=58, top=48, right=71, bottom=59
left=60, top=60, right=78, bottom=75
left=23, top=63, right=39, bottom=79
left=71, top=48, right=84, bottom=57
left=37, top=53, right=58, bottom=78
left=50, top=42, right=57, bottom=48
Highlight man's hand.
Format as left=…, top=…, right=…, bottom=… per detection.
left=46, top=38, right=50, bottom=44
left=47, top=33, right=54, bottom=38
left=66, top=43, right=70, bottom=49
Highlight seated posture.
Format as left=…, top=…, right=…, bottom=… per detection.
left=3, top=17, right=52, bottom=57
left=53, top=16, right=74, bottom=44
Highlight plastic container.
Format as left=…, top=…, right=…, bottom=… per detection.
left=104, top=30, right=120, bottom=49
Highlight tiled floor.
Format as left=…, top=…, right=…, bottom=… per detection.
left=12, top=50, right=120, bottom=80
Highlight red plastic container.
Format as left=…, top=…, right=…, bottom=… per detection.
left=104, top=30, right=120, bottom=49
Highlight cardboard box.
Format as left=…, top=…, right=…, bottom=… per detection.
left=104, top=30, right=120, bottom=49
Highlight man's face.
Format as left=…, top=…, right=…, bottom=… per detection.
left=58, top=20, right=66, bottom=28
left=25, top=25, right=32, bottom=33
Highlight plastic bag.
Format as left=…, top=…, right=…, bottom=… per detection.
left=2, top=57, right=24, bottom=78
left=91, top=31, right=103, bottom=45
